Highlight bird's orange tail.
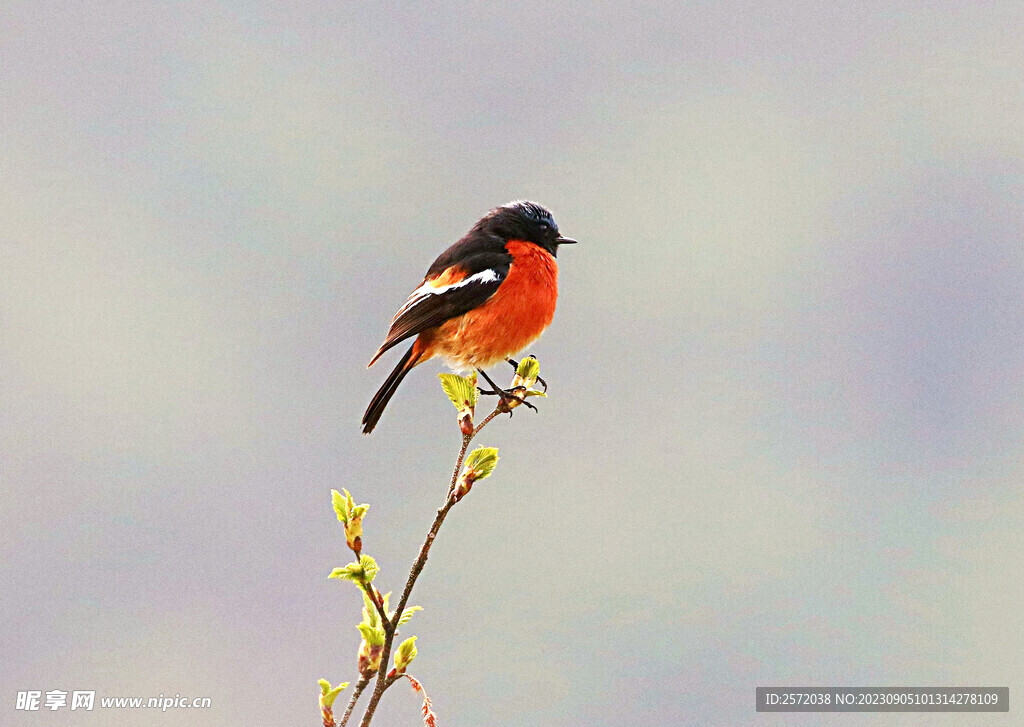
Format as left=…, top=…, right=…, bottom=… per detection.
left=362, top=343, right=422, bottom=434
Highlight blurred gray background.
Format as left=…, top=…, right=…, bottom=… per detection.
left=2, top=2, right=1023, bottom=725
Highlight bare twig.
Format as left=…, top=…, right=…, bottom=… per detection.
left=337, top=676, right=370, bottom=727
left=357, top=404, right=505, bottom=727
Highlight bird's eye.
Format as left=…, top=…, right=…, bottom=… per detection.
left=539, top=222, right=550, bottom=231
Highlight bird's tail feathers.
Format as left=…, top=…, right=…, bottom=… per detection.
left=361, top=343, right=421, bottom=434
left=366, top=341, right=389, bottom=369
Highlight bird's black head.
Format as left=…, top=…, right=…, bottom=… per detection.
left=477, top=200, right=577, bottom=257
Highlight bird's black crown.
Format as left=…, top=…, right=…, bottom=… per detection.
left=475, top=200, right=571, bottom=256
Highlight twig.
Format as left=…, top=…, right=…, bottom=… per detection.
left=337, top=676, right=370, bottom=727
left=357, top=404, right=504, bottom=727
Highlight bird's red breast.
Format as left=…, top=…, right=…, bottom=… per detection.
left=421, top=241, right=558, bottom=370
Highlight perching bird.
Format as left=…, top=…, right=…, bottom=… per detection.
left=362, top=201, right=576, bottom=433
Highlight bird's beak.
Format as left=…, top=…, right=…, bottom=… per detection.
left=556, top=236, right=578, bottom=245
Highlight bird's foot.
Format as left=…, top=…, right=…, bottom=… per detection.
left=478, top=386, right=538, bottom=414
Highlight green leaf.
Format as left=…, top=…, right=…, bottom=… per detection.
left=439, top=373, right=479, bottom=409
left=331, top=489, right=349, bottom=524
left=318, top=679, right=348, bottom=709
left=330, top=489, right=369, bottom=528
left=330, top=554, right=378, bottom=584
left=361, top=592, right=378, bottom=627
left=465, top=446, right=499, bottom=480
left=515, top=355, right=540, bottom=384
left=394, top=635, right=418, bottom=672
left=356, top=622, right=385, bottom=646
left=359, top=554, right=379, bottom=583
left=397, top=605, right=422, bottom=626
left=525, top=389, right=548, bottom=398
left=325, top=684, right=345, bottom=706
left=327, top=563, right=362, bottom=582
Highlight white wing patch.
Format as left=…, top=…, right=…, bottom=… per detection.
left=394, top=269, right=501, bottom=320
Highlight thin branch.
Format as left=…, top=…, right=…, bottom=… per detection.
left=357, top=404, right=505, bottom=727
left=447, top=432, right=473, bottom=498
left=337, top=676, right=370, bottom=727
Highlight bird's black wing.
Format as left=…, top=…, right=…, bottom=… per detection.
left=368, top=250, right=511, bottom=366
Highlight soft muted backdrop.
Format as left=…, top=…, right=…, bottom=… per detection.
left=3, top=2, right=1022, bottom=725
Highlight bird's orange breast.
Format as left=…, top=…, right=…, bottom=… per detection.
left=429, top=241, right=558, bottom=369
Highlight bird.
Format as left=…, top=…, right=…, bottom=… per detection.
left=361, top=200, right=576, bottom=434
